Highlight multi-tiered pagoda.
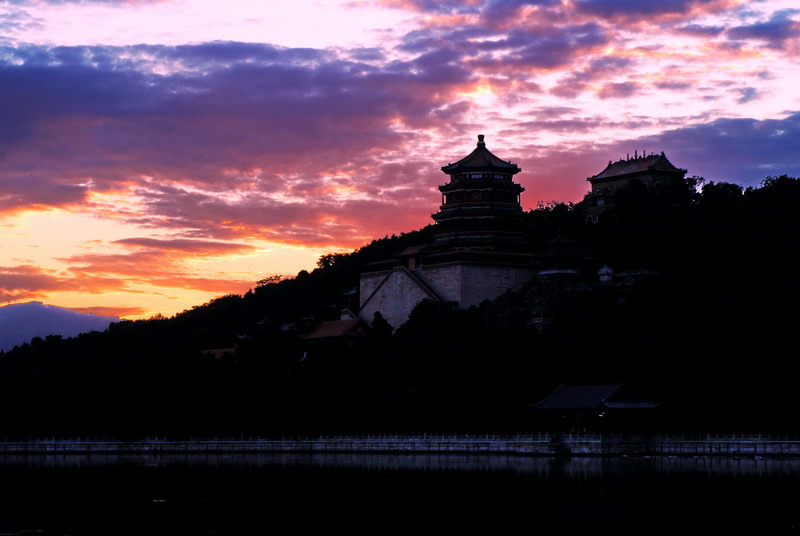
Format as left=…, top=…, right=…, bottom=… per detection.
left=431, top=134, right=528, bottom=251
left=359, top=135, right=537, bottom=329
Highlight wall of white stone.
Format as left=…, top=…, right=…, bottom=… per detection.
left=359, top=271, right=388, bottom=303
left=458, top=264, right=536, bottom=307
left=414, top=264, right=462, bottom=302
left=419, top=262, right=535, bottom=308
left=359, top=262, right=536, bottom=330
left=359, top=268, right=436, bottom=330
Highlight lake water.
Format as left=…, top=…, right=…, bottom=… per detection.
left=2, top=453, right=800, bottom=534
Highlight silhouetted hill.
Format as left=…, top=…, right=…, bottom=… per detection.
left=0, top=302, right=118, bottom=352
left=1, top=175, right=799, bottom=437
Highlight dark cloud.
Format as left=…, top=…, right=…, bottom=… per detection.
left=385, top=0, right=581, bottom=18
left=537, top=113, right=799, bottom=191
left=551, top=56, right=632, bottom=98
left=643, top=113, right=800, bottom=185
left=481, top=0, right=562, bottom=21
left=736, top=87, right=758, bottom=104
left=678, top=24, right=725, bottom=36
left=597, top=81, right=639, bottom=99
left=507, top=23, right=607, bottom=67
left=0, top=177, right=89, bottom=213
left=655, top=81, right=693, bottom=90
left=0, top=41, right=472, bottom=244
left=505, top=112, right=800, bottom=205
left=128, top=180, right=434, bottom=248
left=462, top=23, right=608, bottom=72
left=380, top=0, right=481, bottom=15
left=727, top=11, right=800, bottom=49
left=574, top=0, right=720, bottom=18
left=347, top=48, right=386, bottom=62
left=0, top=6, right=44, bottom=33
left=514, top=116, right=605, bottom=133
left=398, top=26, right=491, bottom=54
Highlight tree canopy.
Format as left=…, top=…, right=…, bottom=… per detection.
left=2, top=176, right=799, bottom=437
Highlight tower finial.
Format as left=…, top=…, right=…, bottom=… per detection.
left=477, top=134, right=485, bottom=145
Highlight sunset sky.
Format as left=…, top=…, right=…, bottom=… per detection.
left=1, top=0, right=798, bottom=319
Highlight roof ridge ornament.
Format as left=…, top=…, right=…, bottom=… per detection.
left=477, top=134, right=485, bottom=146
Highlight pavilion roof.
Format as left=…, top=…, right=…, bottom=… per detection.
left=529, top=383, right=659, bottom=410
left=301, top=318, right=366, bottom=340
left=589, top=152, right=686, bottom=181
left=441, top=135, right=521, bottom=175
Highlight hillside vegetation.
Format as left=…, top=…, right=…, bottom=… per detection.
left=1, top=175, right=798, bottom=437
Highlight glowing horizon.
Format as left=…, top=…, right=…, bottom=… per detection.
left=1, top=0, right=798, bottom=319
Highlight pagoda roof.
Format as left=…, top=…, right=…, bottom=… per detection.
left=589, top=152, right=686, bottom=181
left=441, top=135, right=521, bottom=175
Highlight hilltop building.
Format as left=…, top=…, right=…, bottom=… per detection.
left=431, top=134, right=528, bottom=251
left=359, top=135, right=537, bottom=329
left=583, top=151, right=687, bottom=224
left=358, top=140, right=689, bottom=331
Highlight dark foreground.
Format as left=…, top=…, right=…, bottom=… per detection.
left=1, top=452, right=799, bottom=535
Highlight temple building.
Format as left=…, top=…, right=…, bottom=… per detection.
left=359, top=135, right=537, bottom=330
left=431, top=134, right=528, bottom=251
left=359, top=141, right=690, bottom=330
left=583, top=151, right=687, bottom=224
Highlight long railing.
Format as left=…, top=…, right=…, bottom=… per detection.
left=2, top=433, right=800, bottom=456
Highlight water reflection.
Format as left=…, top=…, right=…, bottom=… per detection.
left=3, top=451, right=800, bottom=477
left=2, top=453, right=799, bottom=534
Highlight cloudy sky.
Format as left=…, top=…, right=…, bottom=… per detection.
left=1, top=0, right=798, bottom=319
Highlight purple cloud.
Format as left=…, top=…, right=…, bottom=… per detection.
left=574, top=0, right=721, bottom=18
left=551, top=56, right=633, bottom=98
left=678, top=24, right=725, bottom=36
left=598, top=81, right=639, bottom=99
left=0, top=42, right=472, bottom=238
left=727, top=11, right=800, bottom=49
left=736, top=87, right=758, bottom=103
left=582, top=113, right=800, bottom=188
left=113, top=237, right=257, bottom=254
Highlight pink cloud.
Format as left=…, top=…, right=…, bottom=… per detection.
left=113, top=237, right=257, bottom=254
left=0, top=265, right=65, bottom=299
left=0, top=264, right=126, bottom=302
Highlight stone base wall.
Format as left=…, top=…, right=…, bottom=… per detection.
left=359, top=262, right=536, bottom=329
left=359, top=268, right=437, bottom=330
left=422, top=263, right=536, bottom=308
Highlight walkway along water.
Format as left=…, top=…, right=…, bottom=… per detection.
left=3, top=434, right=800, bottom=456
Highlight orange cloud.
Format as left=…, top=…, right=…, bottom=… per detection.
left=69, top=305, right=147, bottom=318
left=0, top=264, right=127, bottom=302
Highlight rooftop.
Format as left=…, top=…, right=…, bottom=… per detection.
left=441, top=135, right=521, bottom=175
left=301, top=319, right=366, bottom=340
left=529, top=383, right=659, bottom=410
left=589, top=151, right=686, bottom=181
